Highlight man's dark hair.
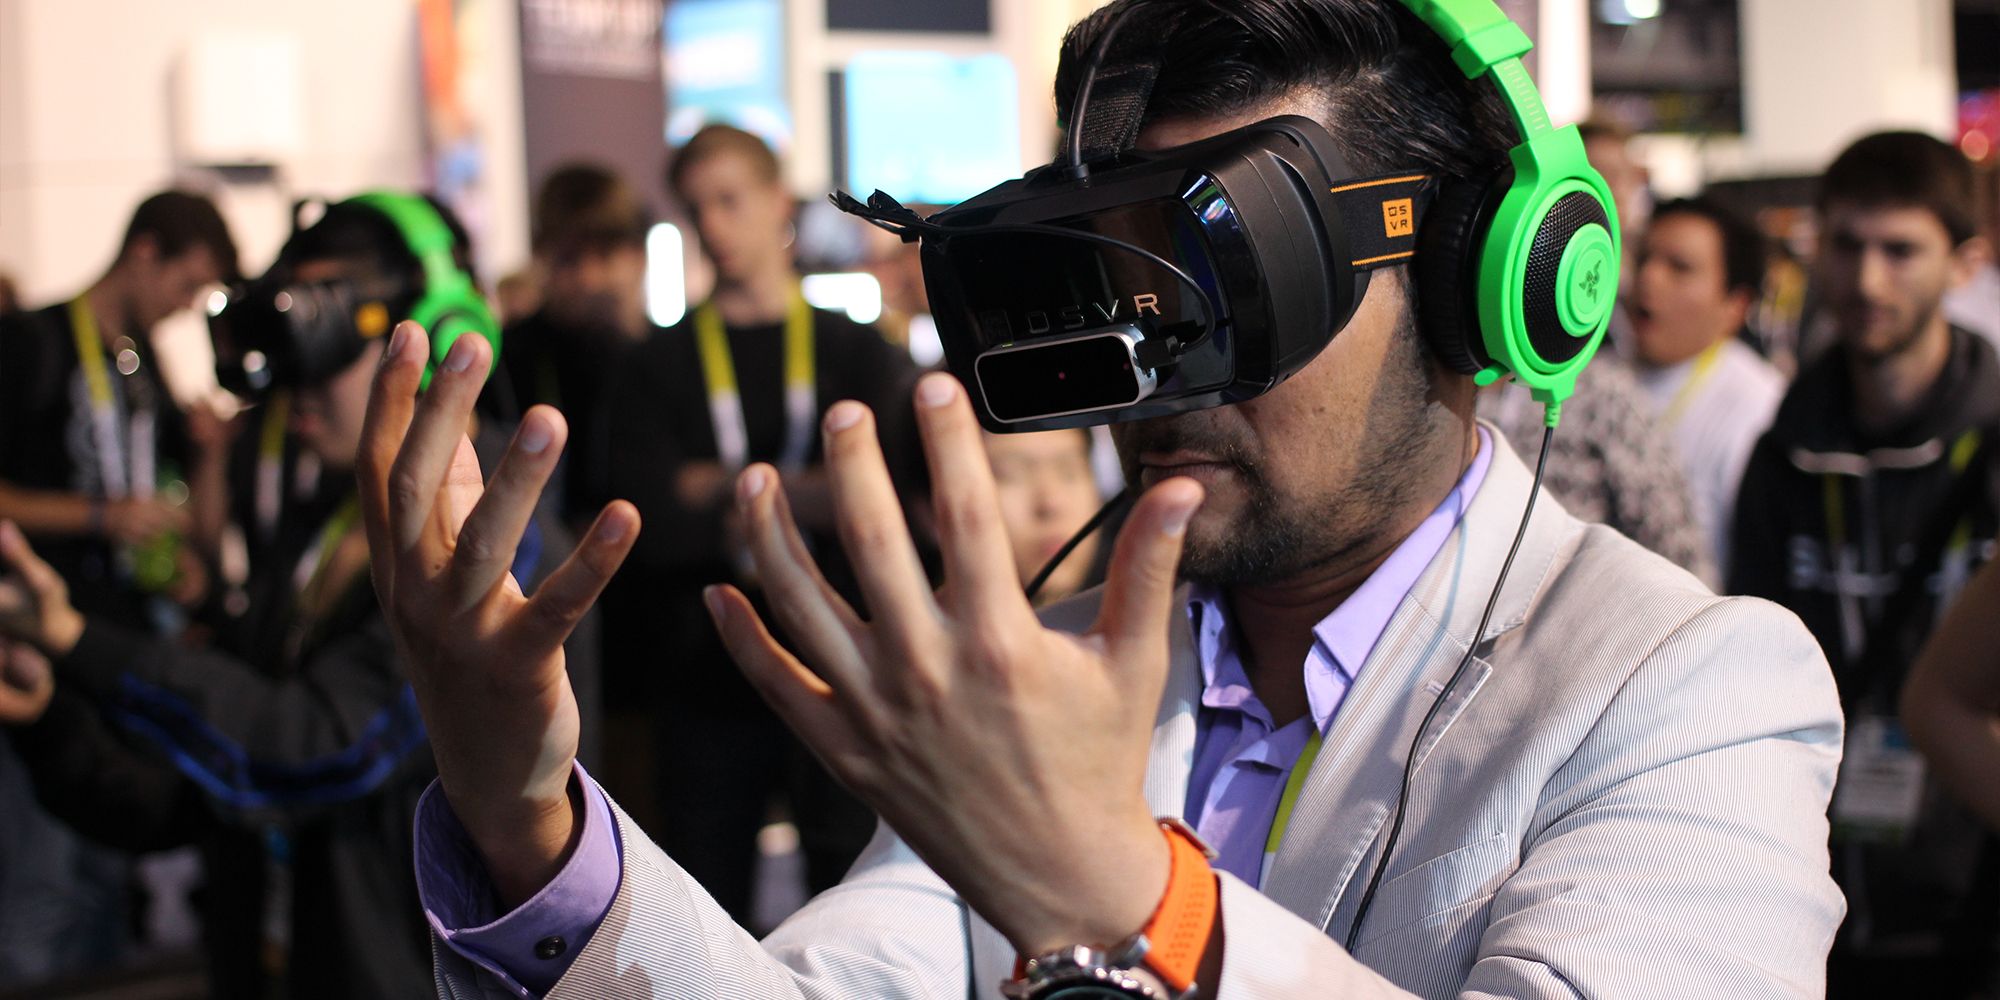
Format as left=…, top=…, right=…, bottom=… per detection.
left=118, top=190, right=241, bottom=282
left=1052, top=0, right=1518, bottom=181
left=533, top=163, right=652, bottom=254
left=279, top=194, right=479, bottom=291
left=1651, top=196, right=1767, bottom=297
left=1819, top=131, right=1979, bottom=246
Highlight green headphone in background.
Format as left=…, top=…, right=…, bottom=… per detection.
left=1404, top=0, right=1620, bottom=424
left=346, top=190, right=502, bottom=389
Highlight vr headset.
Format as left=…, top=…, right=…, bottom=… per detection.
left=210, top=191, right=500, bottom=397
left=838, top=0, right=1620, bottom=432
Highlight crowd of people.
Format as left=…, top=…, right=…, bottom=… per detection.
left=1, top=18, right=2000, bottom=995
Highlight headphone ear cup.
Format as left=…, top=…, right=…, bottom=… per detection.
left=1415, top=174, right=1505, bottom=376
left=1517, top=191, right=1616, bottom=370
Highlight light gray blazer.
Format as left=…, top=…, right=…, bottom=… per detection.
left=436, top=429, right=1846, bottom=999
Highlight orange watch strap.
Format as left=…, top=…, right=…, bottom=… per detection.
left=1144, top=818, right=1218, bottom=992
left=1008, top=820, right=1219, bottom=992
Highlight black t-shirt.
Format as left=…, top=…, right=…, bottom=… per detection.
left=0, top=300, right=188, bottom=625
left=486, top=310, right=639, bottom=521
left=596, top=306, right=921, bottom=710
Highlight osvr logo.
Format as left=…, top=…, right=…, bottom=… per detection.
left=977, top=293, right=1163, bottom=340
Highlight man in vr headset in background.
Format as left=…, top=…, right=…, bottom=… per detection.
left=0, top=191, right=599, bottom=998
left=369, top=1, right=1844, bottom=997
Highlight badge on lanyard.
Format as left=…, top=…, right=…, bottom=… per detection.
left=1831, top=714, right=1927, bottom=844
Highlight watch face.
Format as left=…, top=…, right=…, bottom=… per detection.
left=1040, top=988, right=1144, bottom=999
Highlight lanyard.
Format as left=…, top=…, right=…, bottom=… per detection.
left=1819, top=429, right=1984, bottom=669
left=692, top=289, right=816, bottom=473
left=67, top=295, right=154, bottom=499
left=286, top=495, right=363, bottom=666
left=292, top=495, right=362, bottom=602
left=1658, top=340, right=1726, bottom=430
left=1258, top=728, right=1325, bottom=888
left=255, top=392, right=292, bottom=540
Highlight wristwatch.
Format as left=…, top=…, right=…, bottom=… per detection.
left=1001, top=819, right=1218, bottom=1000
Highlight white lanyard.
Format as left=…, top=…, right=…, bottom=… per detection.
left=692, top=290, right=817, bottom=473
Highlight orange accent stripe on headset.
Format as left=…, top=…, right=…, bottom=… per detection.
left=1351, top=250, right=1416, bottom=267
left=1329, top=174, right=1429, bottom=194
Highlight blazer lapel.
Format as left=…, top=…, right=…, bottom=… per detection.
left=1259, top=427, right=1574, bottom=937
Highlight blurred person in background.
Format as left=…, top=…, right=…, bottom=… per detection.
left=987, top=427, right=1111, bottom=607
left=1730, top=131, right=2000, bottom=999
left=494, top=267, right=544, bottom=328
left=1628, top=196, right=1784, bottom=579
left=1581, top=118, right=1650, bottom=355
left=0, top=189, right=238, bottom=627
left=1479, top=352, right=1715, bottom=583
left=490, top=163, right=655, bottom=522
left=0, top=190, right=238, bottom=989
left=1902, top=555, right=2000, bottom=833
left=592, top=123, right=919, bottom=927
left=0, top=192, right=597, bottom=998
left=1581, top=118, right=1651, bottom=294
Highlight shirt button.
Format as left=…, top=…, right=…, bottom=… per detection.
left=534, top=936, right=567, bottom=960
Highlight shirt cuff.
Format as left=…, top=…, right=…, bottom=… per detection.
left=414, top=761, right=623, bottom=998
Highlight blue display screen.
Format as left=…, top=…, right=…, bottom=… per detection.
left=665, top=0, right=790, bottom=147
left=841, top=51, right=1022, bottom=206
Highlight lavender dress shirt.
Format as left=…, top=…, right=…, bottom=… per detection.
left=415, top=430, right=1491, bottom=994
left=1181, top=428, right=1491, bottom=885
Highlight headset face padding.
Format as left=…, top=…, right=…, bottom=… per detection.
left=1415, top=173, right=1504, bottom=376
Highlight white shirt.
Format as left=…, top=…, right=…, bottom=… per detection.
left=1636, top=338, right=1785, bottom=579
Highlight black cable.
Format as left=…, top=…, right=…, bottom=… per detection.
left=1343, top=424, right=1556, bottom=951
left=1066, top=5, right=1140, bottom=175
left=1025, top=488, right=1133, bottom=603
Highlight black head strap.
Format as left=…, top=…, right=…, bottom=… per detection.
left=1073, top=58, right=1161, bottom=163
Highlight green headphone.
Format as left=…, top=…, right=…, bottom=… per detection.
left=345, top=191, right=502, bottom=389
left=1404, top=0, right=1619, bottom=424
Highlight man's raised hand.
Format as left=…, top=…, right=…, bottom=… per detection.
left=707, top=372, right=1204, bottom=956
left=358, top=322, right=639, bottom=906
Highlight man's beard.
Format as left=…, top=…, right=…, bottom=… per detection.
left=1839, top=298, right=1942, bottom=365
left=1115, top=332, right=1440, bottom=587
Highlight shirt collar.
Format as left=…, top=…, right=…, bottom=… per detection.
left=1185, top=427, right=1493, bottom=732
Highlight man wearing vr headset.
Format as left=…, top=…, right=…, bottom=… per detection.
left=372, top=2, right=1842, bottom=997
left=0, top=192, right=598, bottom=998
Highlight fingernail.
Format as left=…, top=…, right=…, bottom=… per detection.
left=916, top=374, right=957, bottom=408
left=1161, top=500, right=1197, bottom=538
left=703, top=586, right=725, bottom=622
left=738, top=466, right=768, bottom=503
left=442, top=335, right=477, bottom=373
left=598, top=512, right=628, bottom=544
left=824, top=402, right=864, bottom=433
left=384, top=322, right=409, bottom=364
left=518, top=420, right=552, bottom=455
